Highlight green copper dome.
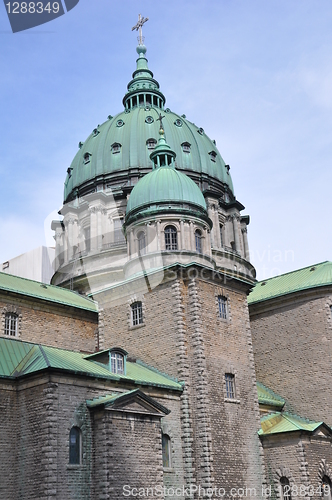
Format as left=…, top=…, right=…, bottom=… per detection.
left=63, top=44, right=234, bottom=203
left=125, top=128, right=209, bottom=227
left=126, top=166, right=207, bottom=216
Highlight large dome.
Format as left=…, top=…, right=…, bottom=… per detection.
left=63, top=45, right=234, bottom=203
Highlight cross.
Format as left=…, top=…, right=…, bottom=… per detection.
left=132, top=14, right=149, bottom=45
left=157, top=113, right=165, bottom=130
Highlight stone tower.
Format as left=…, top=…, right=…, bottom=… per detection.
left=51, top=31, right=265, bottom=496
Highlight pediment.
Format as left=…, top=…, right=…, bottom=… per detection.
left=88, top=389, right=170, bottom=417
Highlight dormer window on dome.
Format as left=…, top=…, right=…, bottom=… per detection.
left=181, top=142, right=191, bottom=153
left=84, top=348, right=127, bottom=375
left=111, top=143, right=122, bottom=154
left=83, top=152, right=91, bottom=164
left=209, top=151, right=217, bottom=162
left=146, top=138, right=157, bottom=150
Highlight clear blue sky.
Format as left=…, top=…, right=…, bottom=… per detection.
left=1, top=0, right=331, bottom=279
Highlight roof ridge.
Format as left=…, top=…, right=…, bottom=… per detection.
left=255, top=261, right=330, bottom=283
left=38, top=345, right=51, bottom=368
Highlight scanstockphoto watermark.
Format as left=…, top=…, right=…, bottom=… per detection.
left=3, top=0, right=79, bottom=33
left=123, top=484, right=267, bottom=498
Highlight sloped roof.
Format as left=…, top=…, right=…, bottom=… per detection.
left=248, top=261, right=332, bottom=305
left=259, top=412, right=324, bottom=436
left=257, top=381, right=285, bottom=409
left=0, top=337, right=182, bottom=391
left=0, top=272, right=97, bottom=313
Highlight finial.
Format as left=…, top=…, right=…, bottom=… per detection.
left=132, top=14, right=149, bottom=45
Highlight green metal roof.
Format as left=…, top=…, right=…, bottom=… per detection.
left=259, top=412, right=324, bottom=436
left=257, top=381, right=285, bottom=409
left=126, top=161, right=207, bottom=218
left=0, top=272, right=98, bottom=313
left=248, top=261, right=332, bottom=305
left=0, top=337, right=182, bottom=391
left=64, top=44, right=233, bottom=202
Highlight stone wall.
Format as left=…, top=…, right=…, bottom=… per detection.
left=261, top=433, right=332, bottom=500
left=250, top=292, right=332, bottom=426
left=0, top=294, right=97, bottom=352
left=91, top=410, right=164, bottom=499
left=98, top=269, right=265, bottom=495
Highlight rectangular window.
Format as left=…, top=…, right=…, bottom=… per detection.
left=114, top=219, right=125, bottom=243
left=225, top=373, right=235, bottom=399
left=131, top=302, right=143, bottom=326
left=218, top=295, right=227, bottom=319
left=4, top=313, right=18, bottom=336
left=219, top=225, right=223, bottom=247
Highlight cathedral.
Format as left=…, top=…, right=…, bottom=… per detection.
left=1, top=20, right=332, bottom=500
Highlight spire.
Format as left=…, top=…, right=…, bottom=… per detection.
left=150, top=123, right=176, bottom=169
left=122, top=16, right=166, bottom=110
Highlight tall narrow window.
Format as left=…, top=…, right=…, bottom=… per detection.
left=195, top=230, right=202, bottom=253
left=69, top=427, right=81, bottom=465
left=322, top=476, right=332, bottom=500
left=225, top=373, right=235, bottom=399
left=4, top=313, right=18, bottom=336
left=137, top=231, right=146, bottom=256
left=114, top=218, right=125, bottom=243
left=110, top=351, right=124, bottom=374
left=131, top=302, right=143, bottom=326
left=218, top=295, right=227, bottom=319
left=162, top=434, right=171, bottom=468
left=164, top=226, right=177, bottom=251
left=219, top=225, right=223, bottom=247
left=280, top=477, right=292, bottom=500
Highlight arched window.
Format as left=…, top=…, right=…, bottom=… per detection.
left=4, top=313, right=18, bottom=336
left=110, top=351, right=124, bottom=374
left=280, top=477, right=291, bottom=500
left=218, top=295, right=227, bottom=320
left=137, top=231, right=146, bottom=256
left=162, top=433, right=171, bottom=468
left=322, top=476, right=332, bottom=500
left=131, top=301, right=143, bottom=326
left=195, top=230, right=202, bottom=253
left=69, top=427, right=81, bottom=465
left=164, top=226, right=177, bottom=251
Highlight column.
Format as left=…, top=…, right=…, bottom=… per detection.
left=89, top=207, right=98, bottom=252
left=232, top=214, right=242, bottom=255
left=207, top=204, right=215, bottom=248
left=180, top=220, right=185, bottom=250
left=242, top=227, right=250, bottom=261
left=156, top=220, right=161, bottom=250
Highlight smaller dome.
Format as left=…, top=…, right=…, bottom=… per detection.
left=126, top=167, right=207, bottom=218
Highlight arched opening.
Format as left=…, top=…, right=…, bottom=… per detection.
left=162, top=434, right=171, bottom=468
left=69, top=427, right=81, bottom=465
left=137, top=231, right=146, bottom=256
left=280, top=477, right=291, bottom=500
left=195, top=230, right=202, bottom=253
